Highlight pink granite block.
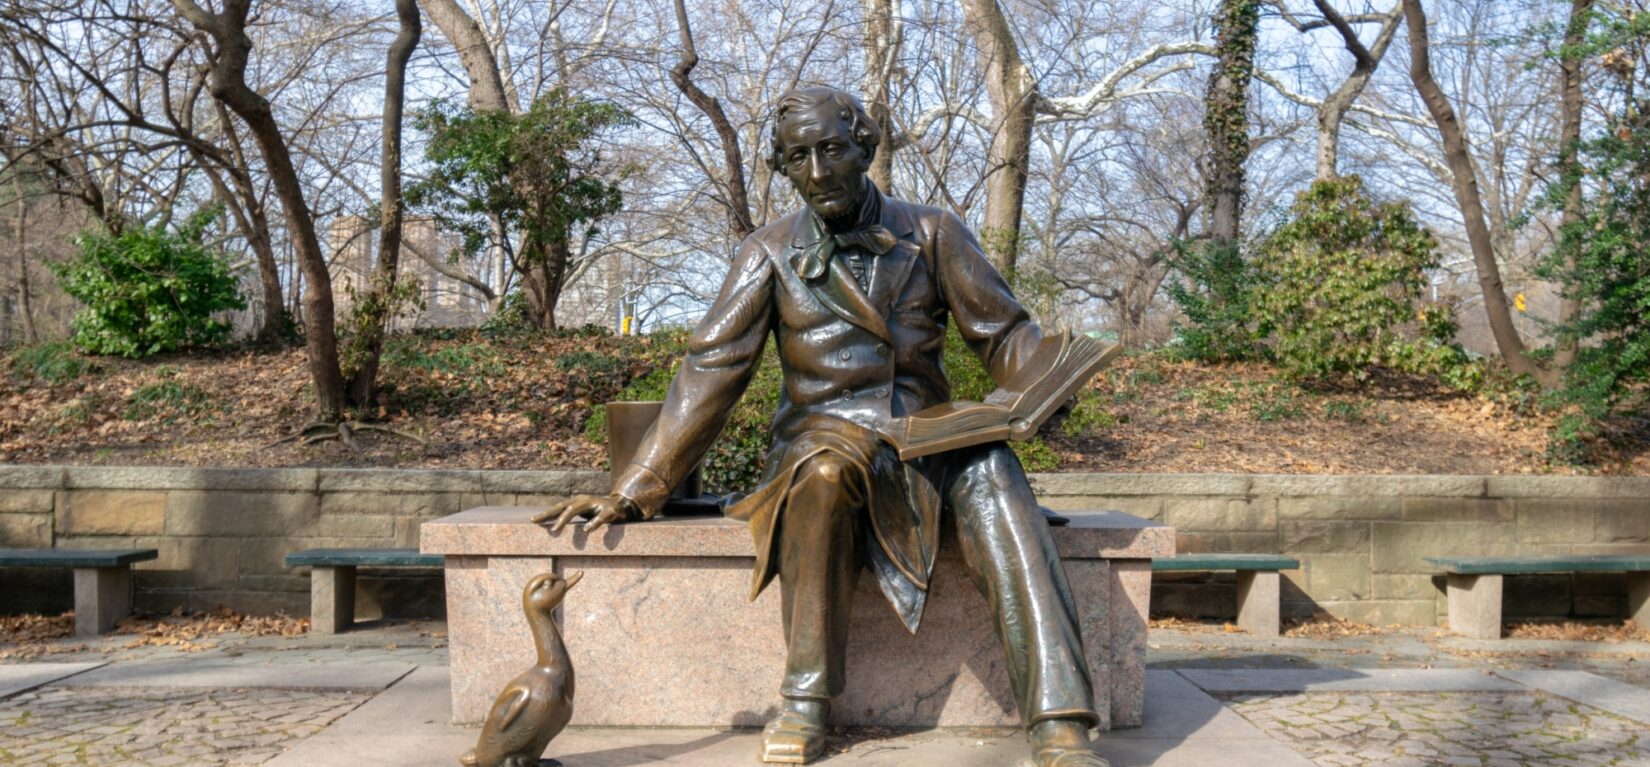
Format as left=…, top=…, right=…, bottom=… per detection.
left=1107, top=560, right=1152, bottom=727
left=444, top=554, right=555, bottom=720
left=427, top=507, right=1172, bottom=729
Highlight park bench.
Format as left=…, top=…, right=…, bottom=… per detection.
left=0, top=548, right=158, bottom=636
left=284, top=548, right=444, bottom=634
left=1152, top=553, right=1301, bottom=636
left=1427, top=555, right=1650, bottom=640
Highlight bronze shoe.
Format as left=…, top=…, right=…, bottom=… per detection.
left=760, top=709, right=826, bottom=764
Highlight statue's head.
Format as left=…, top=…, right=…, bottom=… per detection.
left=768, top=86, right=881, bottom=223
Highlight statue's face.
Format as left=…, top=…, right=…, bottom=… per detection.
left=776, top=104, right=869, bottom=222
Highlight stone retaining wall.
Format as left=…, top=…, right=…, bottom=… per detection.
left=1032, top=473, right=1650, bottom=625
left=0, top=466, right=604, bottom=617
left=1, top=466, right=1647, bottom=625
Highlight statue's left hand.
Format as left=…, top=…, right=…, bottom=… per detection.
left=531, top=494, right=636, bottom=534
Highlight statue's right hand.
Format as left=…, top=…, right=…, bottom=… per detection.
left=530, top=494, right=634, bottom=534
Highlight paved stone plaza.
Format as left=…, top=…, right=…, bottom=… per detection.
left=1, top=621, right=1648, bottom=766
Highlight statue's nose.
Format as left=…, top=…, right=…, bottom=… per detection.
left=808, top=151, right=830, bottom=182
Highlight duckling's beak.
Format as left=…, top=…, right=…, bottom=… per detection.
left=563, top=570, right=584, bottom=589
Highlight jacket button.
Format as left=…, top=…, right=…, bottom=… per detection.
left=839, top=349, right=852, bottom=361
left=875, top=344, right=889, bottom=355
left=840, top=389, right=853, bottom=401
left=877, top=388, right=889, bottom=397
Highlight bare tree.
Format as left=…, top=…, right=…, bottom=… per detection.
left=345, top=0, right=422, bottom=407
left=172, top=0, right=348, bottom=418
left=1400, top=0, right=1543, bottom=381
left=669, top=0, right=755, bottom=238
left=862, top=0, right=901, bottom=191
left=1300, top=1, right=1404, bottom=180
left=961, top=0, right=1038, bottom=272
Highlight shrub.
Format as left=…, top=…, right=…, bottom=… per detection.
left=1252, top=176, right=1476, bottom=387
left=1165, top=240, right=1267, bottom=363
left=52, top=208, right=245, bottom=358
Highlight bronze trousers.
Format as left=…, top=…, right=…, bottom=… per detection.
left=775, top=442, right=1098, bottom=728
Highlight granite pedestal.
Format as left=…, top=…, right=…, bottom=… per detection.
left=422, top=507, right=1172, bottom=731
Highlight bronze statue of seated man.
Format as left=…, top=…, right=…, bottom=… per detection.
left=539, top=85, right=1107, bottom=767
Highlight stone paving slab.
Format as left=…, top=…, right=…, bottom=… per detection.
left=0, top=662, right=104, bottom=699
left=264, top=667, right=1315, bottom=767
left=1177, top=667, right=1524, bottom=694
left=56, top=660, right=415, bottom=690
left=0, top=684, right=368, bottom=766
left=1495, top=669, right=1650, bottom=725
left=1229, top=691, right=1650, bottom=767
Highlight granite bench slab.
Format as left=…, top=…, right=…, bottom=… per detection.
left=1152, top=554, right=1300, bottom=637
left=1426, top=555, right=1650, bottom=639
left=284, top=548, right=444, bottom=634
left=422, top=506, right=1173, bottom=731
left=0, top=548, right=158, bottom=636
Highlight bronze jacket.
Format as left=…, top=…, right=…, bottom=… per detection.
left=612, top=188, right=1045, bottom=629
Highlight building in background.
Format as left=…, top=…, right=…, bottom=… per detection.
left=328, top=216, right=491, bottom=329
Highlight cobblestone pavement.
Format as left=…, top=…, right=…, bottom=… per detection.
left=0, top=686, right=369, bottom=766
left=1229, top=691, right=1650, bottom=767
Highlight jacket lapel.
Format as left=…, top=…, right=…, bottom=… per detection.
left=867, top=198, right=919, bottom=318
left=790, top=213, right=892, bottom=342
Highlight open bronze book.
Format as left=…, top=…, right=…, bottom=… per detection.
left=882, top=332, right=1123, bottom=461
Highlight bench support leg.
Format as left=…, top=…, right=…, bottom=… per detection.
left=1628, top=572, right=1649, bottom=630
left=1446, top=573, right=1503, bottom=639
left=1235, top=570, right=1281, bottom=637
left=311, top=566, right=356, bottom=635
left=72, top=566, right=131, bottom=637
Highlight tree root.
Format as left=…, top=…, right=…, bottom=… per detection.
left=266, top=420, right=427, bottom=451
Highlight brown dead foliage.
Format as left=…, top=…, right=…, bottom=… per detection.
left=1282, top=616, right=1388, bottom=639
left=0, top=612, right=76, bottom=659
left=114, top=607, right=309, bottom=651
left=1504, top=620, right=1650, bottom=643
left=1, top=334, right=1645, bottom=475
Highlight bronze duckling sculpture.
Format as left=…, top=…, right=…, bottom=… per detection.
left=460, top=570, right=582, bottom=767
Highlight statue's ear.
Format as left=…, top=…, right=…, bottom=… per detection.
left=859, top=142, right=876, bottom=169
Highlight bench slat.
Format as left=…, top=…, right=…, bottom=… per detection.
left=1153, top=554, right=1300, bottom=572
left=285, top=548, right=444, bottom=568
left=0, top=548, right=158, bottom=568
left=1427, top=555, right=1650, bottom=575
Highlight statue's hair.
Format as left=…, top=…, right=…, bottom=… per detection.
left=767, top=86, right=881, bottom=171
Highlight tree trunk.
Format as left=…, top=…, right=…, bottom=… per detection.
left=1204, top=0, right=1260, bottom=247
left=1312, top=1, right=1402, bottom=181
left=173, top=0, right=348, bottom=420
left=862, top=0, right=899, bottom=191
left=11, top=172, right=35, bottom=344
left=197, top=160, right=285, bottom=344
left=347, top=0, right=421, bottom=410
left=418, top=0, right=510, bottom=112
left=1553, top=0, right=1591, bottom=371
left=1401, top=0, right=1544, bottom=381
left=670, top=0, right=755, bottom=238
left=961, top=0, right=1036, bottom=275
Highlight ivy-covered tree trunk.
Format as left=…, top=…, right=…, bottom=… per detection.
left=346, top=0, right=421, bottom=410
left=1552, top=0, right=1592, bottom=371
left=1204, top=0, right=1260, bottom=247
